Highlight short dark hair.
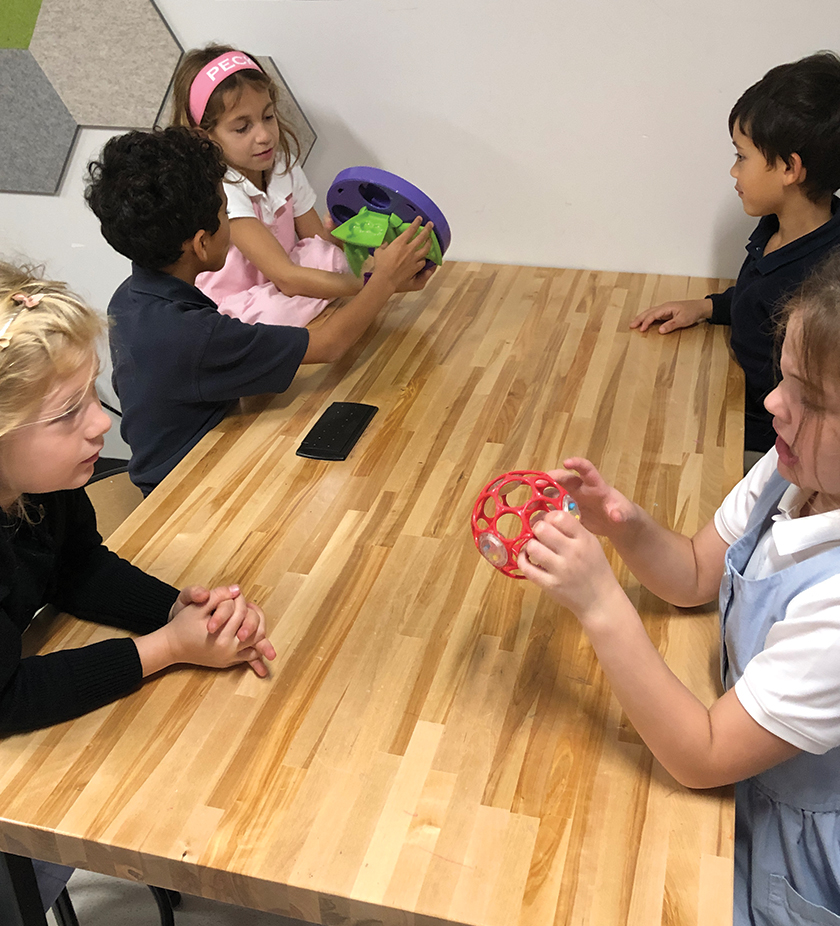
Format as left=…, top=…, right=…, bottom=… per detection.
left=85, top=127, right=227, bottom=270
left=729, top=51, right=840, bottom=203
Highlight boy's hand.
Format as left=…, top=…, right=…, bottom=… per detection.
left=629, top=298, right=712, bottom=333
left=519, top=511, right=620, bottom=619
left=396, top=264, right=437, bottom=293
left=548, top=458, right=635, bottom=538
left=371, top=217, right=434, bottom=291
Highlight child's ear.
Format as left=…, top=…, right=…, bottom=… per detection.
left=783, top=152, right=806, bottom=188
left=191, top=229, right=212, bottom=262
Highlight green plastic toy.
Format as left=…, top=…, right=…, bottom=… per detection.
left=330, top=207, right=443, bottom=278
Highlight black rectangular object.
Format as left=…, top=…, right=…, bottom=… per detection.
left=296, top=402, right=378, bottom=461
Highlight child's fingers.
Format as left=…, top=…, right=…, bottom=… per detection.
left=237, top=602, right=266, bottom=642
left=397, top=216, right=423, bottom=238
left=247, top=656, right=269, bottom=678
left=214, top=594, right=251, bottom=642
left=206, top=597, right=236, bottom=633
left=533, top=511, right=581, bottom=546
left=205, top=584, right=241, bottom=616
left=549, top=470, right=584, bottom=495
left=397, top=217, right=433, bottom=255
left=234, top=604, right=259, bottom=642
left=561, top=457, right=599, bottom=480
left=181, top=584, right=210, bottom=604
left=254, top=637, right=277, bottom=661
left=518, top=540, right=553, bottom=579
left=230, top=646, right=258, bottom=667
left=169, top=584, right=210, bottom=621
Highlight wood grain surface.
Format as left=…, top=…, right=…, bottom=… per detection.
left=0, top=262, right=742, bottom=926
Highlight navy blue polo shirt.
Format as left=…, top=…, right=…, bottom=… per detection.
left=108, top=266, right=309, bottom=495
left=708, top=197, right=840, bottom=452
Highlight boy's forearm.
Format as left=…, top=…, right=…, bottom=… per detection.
left=303, top=275, right=396, bottom=364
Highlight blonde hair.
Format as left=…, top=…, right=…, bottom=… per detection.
left=0, top=262, right=103, bottom=514
left=170, top=44, right=300, bottom=174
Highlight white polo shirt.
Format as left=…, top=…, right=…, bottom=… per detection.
left=223, top=162, right=317, bottom=223
left=714, top=448, right=840, bottom=754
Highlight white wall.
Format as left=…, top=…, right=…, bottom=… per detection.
left=0, top=0, right=835, bottom=452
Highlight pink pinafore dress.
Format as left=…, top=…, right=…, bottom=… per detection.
left=197, top=192, right=349, bottom=328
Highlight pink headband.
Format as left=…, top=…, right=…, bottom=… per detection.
left=189, top=52, right=262, bottom=124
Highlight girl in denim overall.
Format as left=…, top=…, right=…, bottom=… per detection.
left=521, top=252, right=840, bottom=924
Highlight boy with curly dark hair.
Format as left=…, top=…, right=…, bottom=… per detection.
left=86, top=127, right=431, bottom=494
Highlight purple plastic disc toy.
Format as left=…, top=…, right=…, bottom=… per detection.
left=327, top=166, right=451, bottom=256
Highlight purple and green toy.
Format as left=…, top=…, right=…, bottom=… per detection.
left=327, top=167, right=450, bottom=277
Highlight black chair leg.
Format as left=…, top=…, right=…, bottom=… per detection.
left=54, top=883, right=176, bottom=926
left=52, top=888, right=80, bottom=926
left=148, top=885, right=175, bottom=926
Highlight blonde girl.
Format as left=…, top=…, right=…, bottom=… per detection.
left=0, top=261, right=278, bottom=908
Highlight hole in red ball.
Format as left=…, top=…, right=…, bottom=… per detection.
left=495, top=511, right=525, bottom=539
left=498, top=479, right=531, bottom=508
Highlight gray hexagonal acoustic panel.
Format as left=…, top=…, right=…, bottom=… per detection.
left=0, top=0, right=317, bottom=194
left=0, top=48, right=79, bottom=194
left=29, top=0, right=181, bottom=129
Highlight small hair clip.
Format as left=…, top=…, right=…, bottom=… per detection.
left=11, top=292, right=44, bottom=309
left=0, top=292, right=45, bottom=349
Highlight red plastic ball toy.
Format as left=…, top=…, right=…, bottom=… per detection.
left=471, top=470, right=578, bottom=578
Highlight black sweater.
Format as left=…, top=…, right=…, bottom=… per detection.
left=708, top=198, right=840, bottom=452
left=0, top=489, right=179, bottom=735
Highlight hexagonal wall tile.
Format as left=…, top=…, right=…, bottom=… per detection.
left=1, top=0, right=43, bottom=49
left=29, top=0, right=180, bottom=129
left=1, top=0, right=317, bottom=194
left=0, top=48, right=78, bottom=193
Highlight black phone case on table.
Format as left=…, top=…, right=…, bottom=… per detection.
left=295, top=402, right=379, bottom=461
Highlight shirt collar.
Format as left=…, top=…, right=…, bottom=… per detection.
left=225, top=164, right=293, bottom=215
left=747, top=195, right=840, bottom=274
left=771, top=481, right=840, bottom=554
left=129, top=264, right=217, bottom=308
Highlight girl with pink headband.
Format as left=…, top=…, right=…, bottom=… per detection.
left=172, top=44, right=433, bottom=327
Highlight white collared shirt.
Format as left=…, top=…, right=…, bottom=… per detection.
left=714, top=448, right=840, bottom=753
left=223, top=162, right=317, bottom=224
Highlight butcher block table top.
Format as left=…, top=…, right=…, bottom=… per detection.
left=0, top=261, right=742, bottom=925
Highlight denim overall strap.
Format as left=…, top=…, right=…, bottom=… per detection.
left=718, top=472, right=840, bottom=924
left=719, top=469, right=788, bottom=687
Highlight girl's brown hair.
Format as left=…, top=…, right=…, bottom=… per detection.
left=777, top=248, right=840, bottom=408
left=170, top=44, right=300, bottom=175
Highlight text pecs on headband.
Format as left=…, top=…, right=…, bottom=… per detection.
left=189, top=52, right=263, bottom=124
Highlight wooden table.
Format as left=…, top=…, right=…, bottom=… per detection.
left=0, top=262, right=742, bottom=925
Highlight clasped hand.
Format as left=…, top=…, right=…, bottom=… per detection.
left=168, top=584, right=277, bottom=677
